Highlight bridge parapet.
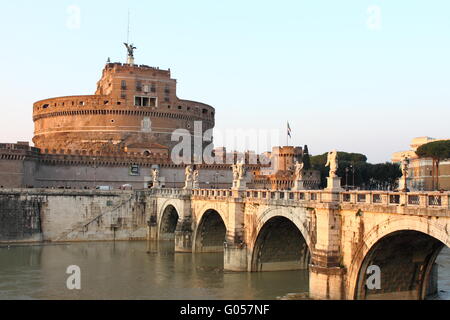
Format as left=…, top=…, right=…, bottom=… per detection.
left=189, top=188, right=450, bottom=213
left=339, top=190, right=449, bottom=208
left=145, top=188, right=192, bottom=199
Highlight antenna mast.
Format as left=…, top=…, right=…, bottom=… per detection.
left=124, top=9, right=136, bottom=65
left=127, top=9, right=130, bottom=44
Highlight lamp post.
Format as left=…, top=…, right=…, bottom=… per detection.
left=351, top=164, right=355, bottom=190
left=345, top=167, right=349, bottom=190
left=401, top=157, right=410, bottom=192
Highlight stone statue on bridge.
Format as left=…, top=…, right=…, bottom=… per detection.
left=325, top=150, right=338, bottom=178
left=193, top=169, right=200, bottom=189
left=294, top=161, right=304, bottom=181
left=325, top=149, right=343, bottom=192
left=151, top=167, right=160, bottom=189
left=237, top=160, right=246, bottom=180
left=293, top=161, right=305, bottom=191
left=184, top=165, right=194, bottom=189
left=232, top=160, right=247, bottom=190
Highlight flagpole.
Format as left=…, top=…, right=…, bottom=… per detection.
left=287, top=122, right=290, bottom=147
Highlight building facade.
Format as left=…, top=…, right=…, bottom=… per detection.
left=392, top=137, right=449, bottom=191
left=252, top=146, right=320, bottom=190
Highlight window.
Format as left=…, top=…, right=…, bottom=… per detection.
left=202, top=108, right=208, bottom=114
left=136, top=80, right=142, bottom=92
left=178, top=106, right=182, bottom=110
left=164, top=86, right=170, bottom=95
left=135, top=96, right=157, bottom=107
left=151, top=84, right=156, bottom=93
left=121, top=80, right=127, bottom=90
left=164, top=97, right=170, bottom=103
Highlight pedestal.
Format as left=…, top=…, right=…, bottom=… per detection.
left=184, top=180, right=193, bottom=190
left=293, top=180, right=306, bottom=191
left=232, top=179, right=246, bottom=191
left=326, top=176, right=343, bottom=191
left=398, top=176, right=408, bottom=191
left=152, top=181, right=161, bottom=189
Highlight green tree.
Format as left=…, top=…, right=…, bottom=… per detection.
left=368, top=163, right=402, bottom=190
left=302, top=145, right=311, bottom=170
left=310, top=151, right=401, bottom=190
left=416, top=140, right=450, bottom=190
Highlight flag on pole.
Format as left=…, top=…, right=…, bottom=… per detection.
left=287, top=122, right=292, bottom=138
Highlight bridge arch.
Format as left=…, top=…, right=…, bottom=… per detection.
left=158, top=204, right=180, bottom=241
left=194, top=209, right=227, bottom=253
left=348, top=217, right=450, bottom=300
left=251, top=208, right=311, bottom=272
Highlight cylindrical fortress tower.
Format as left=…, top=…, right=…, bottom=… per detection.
left=32, top=62, right=215, bottom=157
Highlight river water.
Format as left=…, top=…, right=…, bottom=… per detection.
left=0, top=241, right=448, bottom=300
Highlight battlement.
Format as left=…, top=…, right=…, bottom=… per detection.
left=103, top=62, right=171, bottom=78
left=0, top=142, right=41, bottom=161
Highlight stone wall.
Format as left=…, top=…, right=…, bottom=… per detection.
left=0, top=193, right=43, bottom=242
left=0, top=189, right=149, bottom=243
left=0, top=144, right=260, bottom=189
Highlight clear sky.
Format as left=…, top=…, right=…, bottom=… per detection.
left=0, top=0, right=449, bottom=163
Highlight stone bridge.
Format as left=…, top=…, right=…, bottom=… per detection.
left=148, top=187, right=450, bottom=300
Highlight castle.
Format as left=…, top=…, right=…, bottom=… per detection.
left=33, top=56, right=214, bottom=156
left=0, top=45, right=318, bottom=190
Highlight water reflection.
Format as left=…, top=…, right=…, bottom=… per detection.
left=0, top=241, right=308, bottom=300
left=435, top=246, right=450, bottom=300
left=0, top=241, right=448, bottom=300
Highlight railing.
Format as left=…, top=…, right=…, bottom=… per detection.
left=180, top=188, right=450, bottom=210
left=2, top=187, right=449, bottom=212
